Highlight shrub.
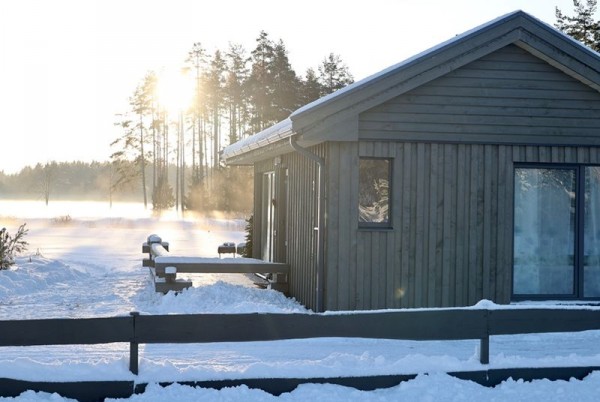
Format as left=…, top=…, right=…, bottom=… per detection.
left=244, top=215, right=253, bottom=258
left=52, top=215, right=72, bottom=225
left=152, top=176, right=175, bottom=210
left=0, top=223, right=29, bottom=270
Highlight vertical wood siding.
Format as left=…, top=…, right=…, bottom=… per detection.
left=264, top=44, right=600, bottom=311
left=321, top=44, right=600, bottom=310
left=276, top=145, right=325, bottom=311
left=325, top=142, right=600, bottom=310
left=333, top=141, right=504, bottom=309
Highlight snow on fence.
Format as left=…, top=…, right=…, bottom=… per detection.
left=1, top=308, right=600, bottom=376
left=142, top=234, right=290, bottom=293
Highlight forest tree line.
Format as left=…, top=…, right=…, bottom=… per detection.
left=111, top=30, right=354, bottom=212
left=0, top=160, right=253, bottom=213
left=0, top=161, right=122, bottom=203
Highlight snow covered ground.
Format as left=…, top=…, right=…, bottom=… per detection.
left=1, top=201, right=600, bottom=401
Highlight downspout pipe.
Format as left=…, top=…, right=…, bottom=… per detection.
left=289, top=135, right=325, bottom=312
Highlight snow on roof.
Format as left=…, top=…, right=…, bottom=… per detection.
left=222, top=118, right=292, bottom=161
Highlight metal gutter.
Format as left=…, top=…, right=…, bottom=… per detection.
left=222, top=119, right=293, bottom=163
left=289, top=135, right=325, bottom=312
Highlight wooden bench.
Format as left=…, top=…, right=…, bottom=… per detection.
left=142, top=235, right=289, bottom=294
left=217, top=242, right=236, bottom=257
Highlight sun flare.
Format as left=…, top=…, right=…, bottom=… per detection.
left=155, top=69, right=195, bottom=115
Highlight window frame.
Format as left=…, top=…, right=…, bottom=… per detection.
left=512, top=163, right=600, bottom=302
left=358, top=157, right=393, bottom=230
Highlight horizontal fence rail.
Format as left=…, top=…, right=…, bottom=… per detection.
left=1, top=309, right=600, bottom=375
left=0, top=316, right=133, bottom=346
left=488, top=309, right=600, bottom=334
left=133, top=310, right=488, bottom=343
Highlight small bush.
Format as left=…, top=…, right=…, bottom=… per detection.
left=52, top=215, right=72, bottom=225
left=0, top=223, right=29, bottom=270
left=244, top=215, right=253, bottom=258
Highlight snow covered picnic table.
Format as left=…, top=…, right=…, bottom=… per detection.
left=153, top=256, right=290, bottom=274
left=142, top=235, right=289, bottom=293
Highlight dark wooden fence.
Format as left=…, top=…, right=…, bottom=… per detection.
left=1, top=308, right=600, bottom=376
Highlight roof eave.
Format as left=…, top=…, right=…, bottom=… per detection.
left=222, top=118, right=295, bottom=164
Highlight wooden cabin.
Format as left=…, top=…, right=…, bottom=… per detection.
left=222, top=11, right=600, bottom=312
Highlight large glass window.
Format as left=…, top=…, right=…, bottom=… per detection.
left=513, top=168, right=576, bottom=295
left=584, top=167, right=600, bottom=297
left=513, top=165, right=600, bottom=299
left=359, top=158, right=391, bottom=227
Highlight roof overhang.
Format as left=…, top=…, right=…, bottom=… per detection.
left=222, top=119, right=294, bottom=165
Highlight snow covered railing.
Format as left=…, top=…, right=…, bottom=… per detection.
left=2, top=308, right=600, bottom=377
left=142, top=234, right=289, bottom=293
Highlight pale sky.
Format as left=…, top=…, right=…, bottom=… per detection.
left=0, top=0, right=582, bottom=174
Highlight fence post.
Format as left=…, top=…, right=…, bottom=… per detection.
left=479, top=335, right=489, bottom=364
left=479, top=309, right=490, bottom=365
left=129, top=311, right=140, bottom=375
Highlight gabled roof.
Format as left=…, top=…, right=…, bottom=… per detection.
left=223, top=10, right=600, bottom=165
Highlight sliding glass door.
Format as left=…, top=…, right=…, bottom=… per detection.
left=513, top=165, right=600, bottom=299
left=513, top=168, right=576, bottom=296
left=584, top=167, right=600, bottom=297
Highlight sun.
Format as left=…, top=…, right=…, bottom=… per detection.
left=155, top=68, right=195, bottom=115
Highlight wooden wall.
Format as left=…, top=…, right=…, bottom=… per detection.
left=359, top=45, right=600, bottom=146
left=255, top=43, right=600, bottom=311
left=326, top=141, right=511, bottom=309
left=255, top=146, right=325, bottom=311
left=323, top=44, right=600, bottom=310
left=325, top=143, right=600, bottom=310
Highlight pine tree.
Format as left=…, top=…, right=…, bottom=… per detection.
left=185, top=42, right=208, bottom=186
left=110, top=73, right=157, bottom=209
left=318, top=53, right=354, bottom=94
left=271, top=40, right=301, bottom=122
left=205, top=50, right=227, bottom=168
left=142, top=72, right=159, bottom=196
left=300, top=67, right=323, bottom=105
left=247, top=31, right=276, bottom=132
left=128, top=74, right=154, bottom=208
left=555, top=0, right=600, bottom=51
left=40, top=162, right=56, bottom=206
left=110, top=117, right=139, bottom=195
left=224, top=43, right=249, bottom=144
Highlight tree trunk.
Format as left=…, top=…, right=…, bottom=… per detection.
left=140, top=114, right=148, bottom=209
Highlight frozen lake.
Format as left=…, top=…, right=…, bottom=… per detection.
left=0, top=199, right=247, bottom=258
left=0, top=198, right=248, bottom=221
